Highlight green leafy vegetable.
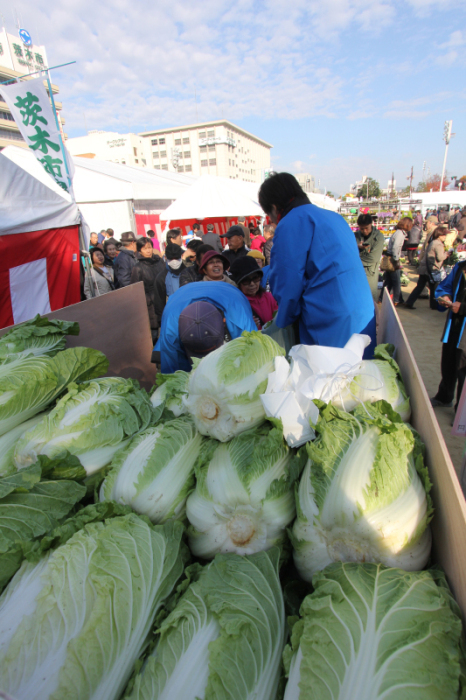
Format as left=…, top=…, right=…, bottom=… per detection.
left=13, top=377, right=154, bottom=475
left=292, top=401, right=432, bottom=581
left=186, top=423, right=302, bottom=558
left=0, top=346, right=108, bottom=437
left=0, top=315, right=79, bottom=364
left=0, top=515, right=186, bottom=700
left=127, top=549, right=286, bottom=700
left=283, top=562, right=464, bottom=700
left=184, top=331, right=285, bottom=441
left=150, top=370, right=190, bottom=420
left=100, top=417, right=204, bottom=523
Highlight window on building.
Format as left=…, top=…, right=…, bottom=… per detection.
left=199, top=131, right=206, bottom=138
left=207, top=130, right=215, bottom=137
left=200, top=145, right=207, bottom=152
left=229, top=159, right=231, bottom=166
left=183, top=137, right=190, bottom=144
left=142, top=159, right=146, bottom=165
left=185, top=165, right=192, bottom=172
left=0, top=111, right=15, bottom=122
left=201, top=159, right=208, bottom=167
left=159, top=137, right=165, bottom=144
left=160, top=151, right=167, bottom=157
left=184, top=151, right=191, bottom=158
left=151, top=138, right=158, bottom=146
left=208, top=144, right=215, bottom=151
left=135, top=158, right=138, bottom=163
left=153, top=152, right=159, bottom=159
left=178, top=166, right=184, bottom=172
left=133, top=147, right=137, bottom=156
left=174, top=138, right=181, bottom=145
left=122, top=160, right=126, bottom=164
left=209, top=158, right=216, bottom=165
left=161, top=164, right=168, bottom=170
left=154, top=165, right=160, bottom=170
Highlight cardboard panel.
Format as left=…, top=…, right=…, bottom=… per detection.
left=379, top=292, right=466, bottom=623
left=0, top=283, right=156, bottom=391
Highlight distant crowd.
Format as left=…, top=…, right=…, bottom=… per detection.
left=85, top=218, right=277, bottom=341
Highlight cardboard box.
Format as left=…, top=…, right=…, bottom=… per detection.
left=379, top=293, right=466, bottom=624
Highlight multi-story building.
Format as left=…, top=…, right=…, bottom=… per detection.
left=0, top=28, right=65, bottom=150
left=67, top=130, right=151, bottom=167
left=139, top=120, right=272, bottom=184
left=295, top=173, right=315, bottom=193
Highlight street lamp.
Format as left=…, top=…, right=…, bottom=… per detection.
left=440, top=121, right=454, bottom=192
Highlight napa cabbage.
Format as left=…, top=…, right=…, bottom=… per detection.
left=0, top=346, right=108, bottom=437
left=186, top=423, right=302, bottom=559
left=0, top=413, right=48, bottom=476
left=150, top=370, right=190, bottom=419
left=100, top=417, right=204, bottom=523
left=0, top=515, right=185, bottom=700
left=12, top=377, right=154, bottom=475
left=292, top=401, right=432, bottom=581
left=127, top=549, right=286, bottom=700
left=283, top=562, right=464, bottom=700
left=183, top=331, right=285, bottom=442
left=0, top=315, right=79, bottom=366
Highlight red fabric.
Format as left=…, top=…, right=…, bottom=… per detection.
left=250, top=235, right=266, bottom=251
left=0, top=225, right=81, bottom=329
left=135, top=213, right=161, bottom=250
left=245, top=290, right=278, bottom=329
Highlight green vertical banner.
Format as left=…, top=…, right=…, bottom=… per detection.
left=0, top=77, right=73, bottom=195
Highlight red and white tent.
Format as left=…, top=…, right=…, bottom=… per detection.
left=0, top=148, right=82, bottom=329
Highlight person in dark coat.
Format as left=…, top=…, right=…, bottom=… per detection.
left=263, top=224, right=275, bottom=265
left=202, top=224, right=223, bottom=253
left=456, top=210, right=466, bottom=241
left=103, top=238, right=119, bottom=268
left=130, top=237, right=163, bottom=341
left=222, top=225, right=249, bottom=266
left=113, top=231, right=137, bottom=288
left=153, top=243, right=186, bottom=327
left=179, top=243, right=213, bottom=286
left=405, top=219, right=422, bottom=264
left=237, top=217, right=251, bottom=246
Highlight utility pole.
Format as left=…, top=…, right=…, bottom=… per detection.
left=440, top=120, right=453, bottom=192
left=407, top=166, right=413, bottom=199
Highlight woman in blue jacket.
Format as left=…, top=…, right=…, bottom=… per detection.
left=431, top=261, right=466, bottom=410
left=258, top=173, right=376, bottom=357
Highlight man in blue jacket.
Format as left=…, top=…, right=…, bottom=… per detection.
left=258, top=173, right=376, bottom=357
left=153, top=281, right=257, bottom=373
left=431, top=261, right=466, bottom=410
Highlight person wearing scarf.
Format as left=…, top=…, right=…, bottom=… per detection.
left=153, top=243, right=186, bottom=328
left=198, top=250, right=237, bottom=286
left=84, top=247, right=115, bottom=299
left=258, top=172, right=376, bottom=358
left=231, top=256, right=278, bottom=330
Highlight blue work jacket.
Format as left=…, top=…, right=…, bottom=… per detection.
left=435, top=262, right=466, bottom=347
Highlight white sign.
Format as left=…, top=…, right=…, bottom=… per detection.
left=198, top=136, right=236, bottom=147
left=107, top=138, right=127, bottom=148
left=0, top=77, right=72, bottom=194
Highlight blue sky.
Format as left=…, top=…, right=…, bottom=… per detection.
left=7, top=0, right=466, bottom=194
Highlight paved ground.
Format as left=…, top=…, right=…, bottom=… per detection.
left=394, top=265, right=465, bottom=477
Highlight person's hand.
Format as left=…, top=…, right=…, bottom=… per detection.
left=438, top=296, right=452, bottom=307
left=357, top=242, right=364, bottom=250
left=253, top=315, right=261, bottom=330
left=451, top=301, right=461, bottom=314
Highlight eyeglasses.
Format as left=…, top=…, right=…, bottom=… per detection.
left=243, top=275, right=261, bottom=284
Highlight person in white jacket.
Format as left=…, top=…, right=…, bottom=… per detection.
left=380, top=217, right=413, bottom=306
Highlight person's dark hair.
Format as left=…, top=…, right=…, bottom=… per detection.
left=253, top=227, right=261, bottom=235
left=195, top=243, right=214, bottom=264
left=432, top=226, right=448, bottom=240
left=165, top=243, right=183, bottom=260
left=248, top=222, right=255, bottom=229
left=90, top=232, right=98, bottom=240
left=136, top=237, right=154, bottom=252
left=146, top=229, right=155, bottom=237
left=397, top=217, right=413, bottom=231
left=193, top=223, right=200, bottom=231
left=187, top=239, right=203, bottom=252
left=263, top=224, right=274, bottom=236
left=106, top=228, right=114, bottom=235
left=90, top=247, right=104, bottom=264
left=258, top=172, right=310, bottom=216
left=166, top=228, right=182, bottom=244
left=357, top=214, right=373, bottom=227
left=103, top=237, right=119, bottom=253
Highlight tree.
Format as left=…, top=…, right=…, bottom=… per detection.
left=400, top=185, right=411, bottom=197
left=356, top=178, right=381, bottom=199
left=416, top=181, right=427, bottom=193
left=326, top=191, right=335, bottom=198
left=421, top=172, right=450, bottom=192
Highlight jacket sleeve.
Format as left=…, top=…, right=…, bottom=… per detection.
left=268, top=218, right=310, bottom=328
left=83, top=273, right=93, bottom=300
left=390, top=231, right=404, bottom=260
left=130, top=265, right=142, bottom=284
left=434, top=264, right=456, bottom=308
left=153, top=270, right=167, bottom=320
left=118, top=257, right=133, bottom=287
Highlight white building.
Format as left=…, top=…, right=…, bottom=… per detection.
left=0, top=28, right=65, bottom=150
left=295, top=172, right=315, bottom=193
left=139, top=120, right=272, bottom=184
left=67, top=130, right=152, bottom=168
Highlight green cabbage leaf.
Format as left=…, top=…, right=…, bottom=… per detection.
left=0, top=515, right=185, bottom=700
left=128, top=548, right=286, bottom=700
left=100, top=417, right=204, bottom=523
left=292, top=401, right=432, bottom=581
left=183, top=331, right=285, bottom=441
left=12, top=377, right=154, bottom=475
left=150, top=370, right=190, bottom=420
left=283, top=562, right=464, bottom=700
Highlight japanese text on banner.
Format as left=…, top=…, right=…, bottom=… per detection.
left=0, top=77, right=72, bottom=194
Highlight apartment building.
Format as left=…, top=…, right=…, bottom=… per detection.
left=139, top=120, right=272, bottom=184
left=67, top=130, right=151, bottom=167
left=295, top=172, right=315, bottom=193
left=0, top=28, right=65, bottom=150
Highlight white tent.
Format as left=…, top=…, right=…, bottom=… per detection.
left=0, top=148, right=80, bottom=235
left=160, top=175, right=263, bottom=221
left=308, top=192, right=339, bottom=212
